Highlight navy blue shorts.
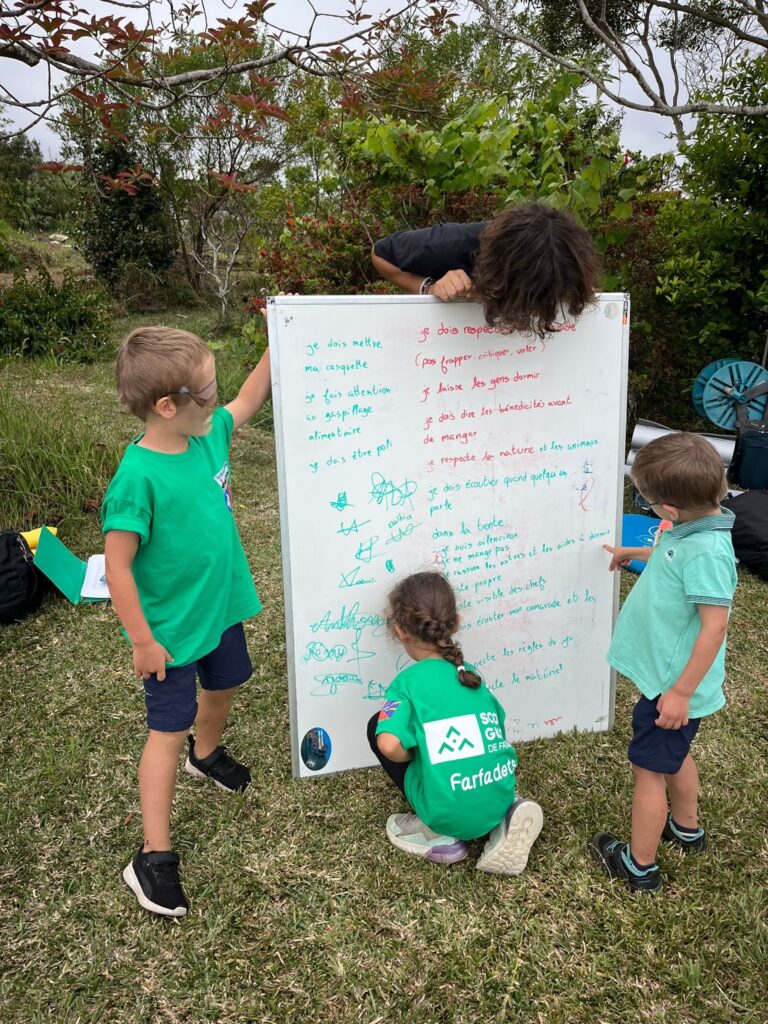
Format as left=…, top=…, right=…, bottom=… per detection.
left=627, top=694, right=701, bottom=775
left=143, top=623, right=252, bottom=733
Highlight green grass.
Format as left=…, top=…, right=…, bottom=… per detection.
left=0, top=307, right=269, bottom=533
left=1, top=348, right=766, bottom=1024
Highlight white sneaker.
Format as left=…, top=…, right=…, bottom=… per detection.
left=386, top=813, right=469, bottom=864
left=476, top=799, right=543, bottom=875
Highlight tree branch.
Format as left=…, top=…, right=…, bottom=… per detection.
left=469, top=0, right=768, bottom=118
left=648, top=1, right=768, bottom=46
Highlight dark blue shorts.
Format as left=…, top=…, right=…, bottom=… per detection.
left=627, top=694, right=701, bottom=775
left=143, top=623, right=252, bottom=733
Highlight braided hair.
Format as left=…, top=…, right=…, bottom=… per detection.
left=386, top=572, right=482, bottom=689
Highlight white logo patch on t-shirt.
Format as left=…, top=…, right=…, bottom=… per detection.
left=214, top=463, right=233, bottom=512
left=423, top=714, right=483, bottom=764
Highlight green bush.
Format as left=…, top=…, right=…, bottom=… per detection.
left=656, top=198, right=768, bottom=360
left=256, top=214, right=387, bottom=295
left=0, top=221, right=50, bottom=273
left=0, top=269, right=112, bottom=361
left=655, top=58, right=768, bottom=367
left=77, top=140, right=178, bottom=288
left=0, top=219, right=19, bottom=271
left=598, top=58, right=768, bottom=426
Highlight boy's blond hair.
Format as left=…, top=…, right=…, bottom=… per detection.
left=116, top=327, right=211, bottom=419
left=631, top=432, right=727, bottom=510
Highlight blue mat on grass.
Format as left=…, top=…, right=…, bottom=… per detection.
left=621, top=513, right=665, bottom=573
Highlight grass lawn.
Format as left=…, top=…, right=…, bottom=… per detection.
left=1, top=324, right=767, bottom=1024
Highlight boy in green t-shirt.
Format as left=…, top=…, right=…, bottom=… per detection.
left=592, top=432, right=737, bottom=892
left=102, top=326, right=271, bottom=917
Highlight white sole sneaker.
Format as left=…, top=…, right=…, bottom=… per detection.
left=183, top=758, right=234, bottom=792
left=476, top=799, right=544, bottom=875
left=122, top=862, right=188, bottom=918
left=386, top=813, right=469, bottom=864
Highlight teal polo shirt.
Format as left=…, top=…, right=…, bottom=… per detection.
left=608, top=508, right=737, bottom=718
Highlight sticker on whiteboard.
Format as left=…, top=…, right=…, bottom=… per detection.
left=300, top=727, right=332, bottom=771
left=603, top=301, right=620, bottom=319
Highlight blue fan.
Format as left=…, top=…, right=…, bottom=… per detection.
left=692, top=358, right=738, bottom=418
left=700, top=360, right=768, bottom=430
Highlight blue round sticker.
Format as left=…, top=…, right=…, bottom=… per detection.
left=300, top=727, right=332, bottom=771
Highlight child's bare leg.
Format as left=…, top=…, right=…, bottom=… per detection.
left=666, top=754, right=699, bottom=829
left=630, top=764, right=668, bottom=864
left=139, top=729, right=187, bottom=851
left=194, top=687, right=236, bottom=759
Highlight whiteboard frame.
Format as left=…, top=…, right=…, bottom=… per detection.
left=269, top=294, right=630, bottom=777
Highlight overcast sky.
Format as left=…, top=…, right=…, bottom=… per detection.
left=1, top=0, right=680, bottom=157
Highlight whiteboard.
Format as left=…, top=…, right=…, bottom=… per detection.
left=269, top=295, right=630, bottom=777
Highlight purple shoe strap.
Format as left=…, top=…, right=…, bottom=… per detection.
left=425, top=841, right=468, bottom=864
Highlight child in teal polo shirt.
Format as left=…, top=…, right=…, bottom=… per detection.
left=367, top=571, right=543, bottom=875
left=591, top=432, right=737, bottom=892
left=102, top=326, right=271, bottom=917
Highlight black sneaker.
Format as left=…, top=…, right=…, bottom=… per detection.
left=184, top=734, right=251, bottom=793
left=123, top=846, right=189, bottom=917
left=661, top=814, right=707, bottom=854
left=589, top=832, right=661, bottom=892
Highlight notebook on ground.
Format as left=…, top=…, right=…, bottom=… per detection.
left=33, top=526, right=109, bottom=604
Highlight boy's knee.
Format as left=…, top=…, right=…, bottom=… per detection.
left=147, top=728, right=188, bottom=750
left=631, top=762, right=664, bottom=785
left=199, top=686, right=237, bottom=705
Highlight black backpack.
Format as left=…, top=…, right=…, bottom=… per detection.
left=0, top=530, right=47, bottom=624
left=728, top=380, right=768, bottom=491
left=722, top=491, right=768, bottom=582
left=728, top=429, right=768, bottom=491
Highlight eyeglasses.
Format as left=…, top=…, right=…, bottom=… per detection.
left=633, top=489, right=678, bottom=513
left=633, top=491, right=656, bottom=512
left=168, top=377, right=218, bottom=408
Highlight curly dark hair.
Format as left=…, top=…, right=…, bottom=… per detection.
left=472, top=202, right=601, bottom=338
left=386, top=572, right=482, bottom=689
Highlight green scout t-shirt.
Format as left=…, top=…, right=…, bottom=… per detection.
left=101, top=407, right=261, bottom=667
left=376, top=658, right=517, bottom=840
left=608, top=509, right=737, bottom=718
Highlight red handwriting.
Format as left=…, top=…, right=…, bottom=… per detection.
left=464, top=325, right=509, bottom=337
left=498, top=444, right=536, bottom=456
left=419, top=393, right=572, bottom=414
left=414, top=351, right=475, bottom=374
left=578, top=477, right=595, bottom=511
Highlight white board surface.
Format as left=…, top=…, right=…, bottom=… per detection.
left=269, top=295, right=630, bottom=777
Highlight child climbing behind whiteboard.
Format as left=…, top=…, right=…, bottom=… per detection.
left=102, top=327, right=271, bottom=918
left=367, top=572, right=543, bottom=874
left=592, top=432, right=737, bottom=892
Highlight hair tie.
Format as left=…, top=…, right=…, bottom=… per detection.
left=457, top=664, right=466, bottom=673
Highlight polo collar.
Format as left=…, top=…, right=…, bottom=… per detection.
left=668, top=507, right=735, bottom=539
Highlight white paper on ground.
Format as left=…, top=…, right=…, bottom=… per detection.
left=81, top=554, right=110, bottom=599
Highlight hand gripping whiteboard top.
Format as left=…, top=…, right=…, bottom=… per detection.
left=268, top=294, right=630, bottom=778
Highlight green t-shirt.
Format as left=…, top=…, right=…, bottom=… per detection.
left=608, top=509, right=737, bottom=718
left=376, top=658, right=517, bottom=840
left=101, top=407, right=261, bottom=667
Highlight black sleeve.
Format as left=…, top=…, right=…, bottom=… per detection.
left=373, top=222, right=487, bottom=279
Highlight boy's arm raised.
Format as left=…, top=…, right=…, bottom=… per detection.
left=104, top=530, right=172, bottom=681
left=225, top=346, right=271, bottom=432
left=655, top=604, right=729, bottom=730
